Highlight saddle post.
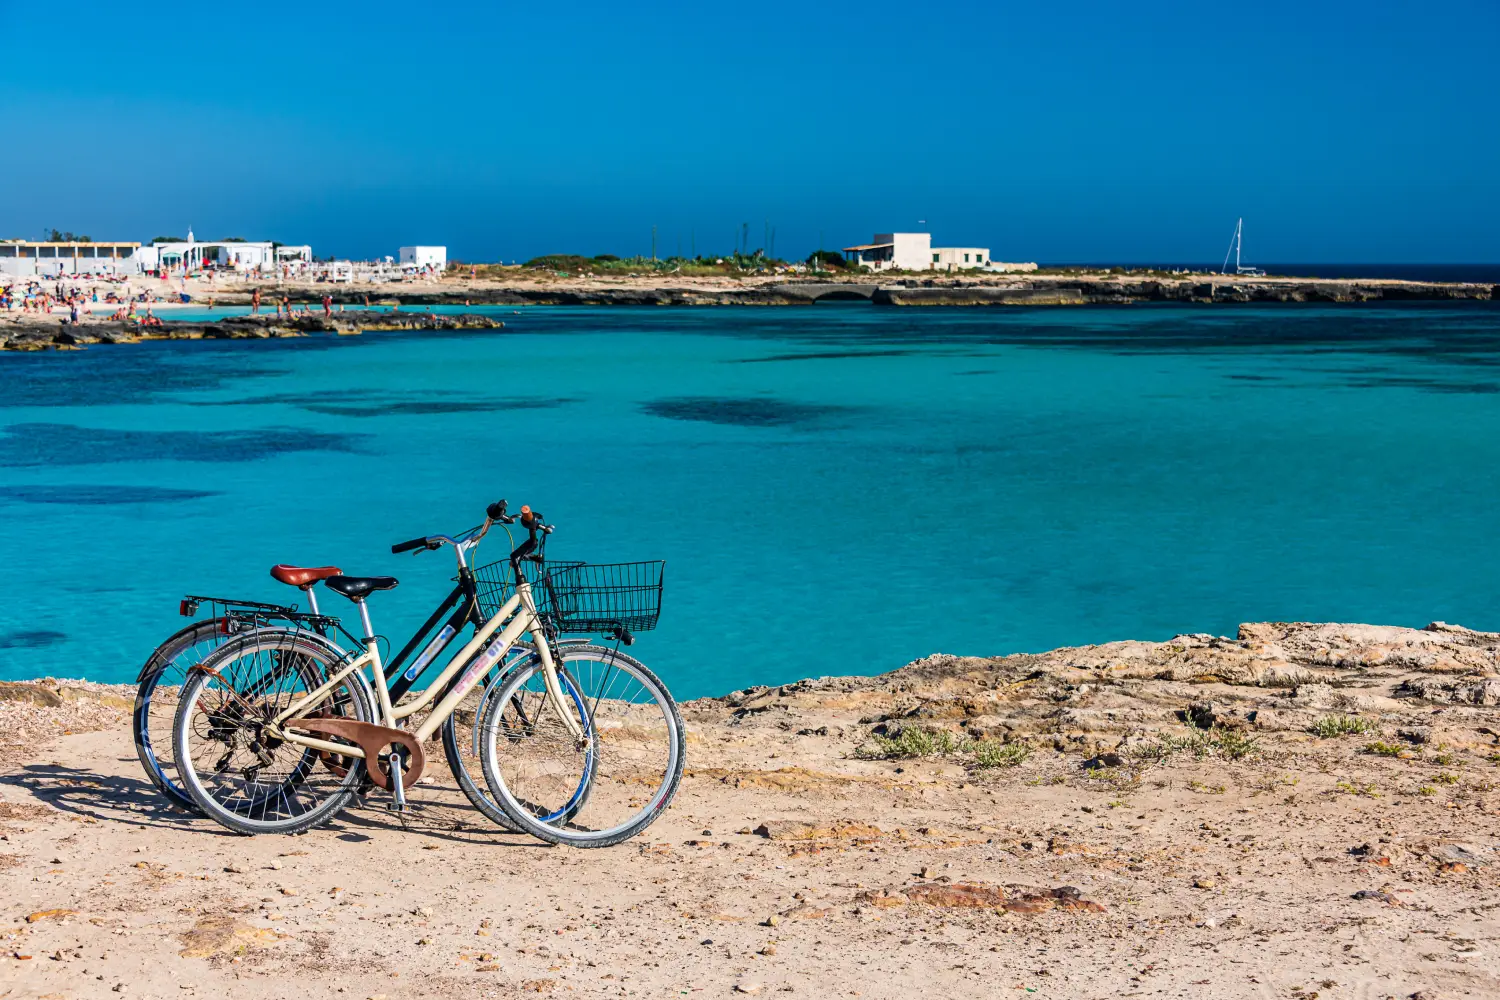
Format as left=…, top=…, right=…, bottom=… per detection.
left=302, top=583, right=321, bottom=617
left=355, top=598, right=375, bottom=642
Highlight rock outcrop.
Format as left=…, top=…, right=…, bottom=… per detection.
left=0, top=311, right=504, bottom=351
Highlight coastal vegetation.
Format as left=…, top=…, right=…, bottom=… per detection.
left=502, top=252, right=792, bottom=279
left=1310, top=714, right=1378, bottom=738
left=855, top=725, right=1033, bottom=769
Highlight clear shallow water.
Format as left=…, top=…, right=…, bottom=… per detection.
left=2, top=302, right=1499, bottom=699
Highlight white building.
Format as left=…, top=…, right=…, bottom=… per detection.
left=138, top=231, right=312, bottom=275
left=399, top=246, right=447, bottom=270
left=0, top=240, right=140, bottom=278
left=842, top=233, right=992, bottom=272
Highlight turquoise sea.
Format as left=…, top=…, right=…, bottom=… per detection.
left=2, top=302, right=1499, bottom=699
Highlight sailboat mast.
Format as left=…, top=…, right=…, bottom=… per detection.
left=1235, top=218, right=1243, bottom=271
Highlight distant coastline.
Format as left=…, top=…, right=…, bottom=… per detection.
left=2, top=271, right=1496, bottom=352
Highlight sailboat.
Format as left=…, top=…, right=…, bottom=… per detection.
left=1221, top=218, right=1266, bottom=276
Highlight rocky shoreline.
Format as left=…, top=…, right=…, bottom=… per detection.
left=0, top=311, right=504, bottom=352
left=3, top=278, right=1494, bottom=351
left=219, top=276, right=1500, bottom=308
left=1, top=619, right=1497, bottom=997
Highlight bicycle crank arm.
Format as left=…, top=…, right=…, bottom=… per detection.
left=291, top=719, right=427, bottom=790
left=387, top=751, right=407, bottom=812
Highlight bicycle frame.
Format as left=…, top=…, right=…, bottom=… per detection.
left=266, top=577, right=583, bottom=763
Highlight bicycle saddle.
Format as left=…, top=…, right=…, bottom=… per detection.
left=270, top=564, right=343, bottom=588
left=324, top=575, right=400, bottom=601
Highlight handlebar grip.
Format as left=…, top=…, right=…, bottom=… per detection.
left=486, top=500, right=508, bottom=521
left=519, top=506, right=553, bottom=534
left=391, top=537, right=428, bottom=554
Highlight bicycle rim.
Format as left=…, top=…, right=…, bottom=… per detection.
left=481, top=646, right=683, bottom=847
left=134, top=619, right=229, bottom=812
left=174, top=631, right=370, bottom=835
left=441, top=653, right=586, bottom=833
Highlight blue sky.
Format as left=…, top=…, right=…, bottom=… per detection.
left=2, top=1, right=1496, bottom=263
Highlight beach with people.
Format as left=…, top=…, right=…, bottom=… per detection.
left=3, top=264, right=1495, bottom=354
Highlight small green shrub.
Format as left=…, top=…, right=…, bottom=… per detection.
left=1310, top=715, right=1376, bottom=738
left=1363, top=741, right=1410, bottom=758
left=858, top=727, right=1037, bottom=771
left=1334, top=780, right=1381, bottom=798
left=857, top=726, right=963, bottom=759
left=1130, top=728, right=1259, bottom=762
left=1212, top=729, right=1261, bottom=761
left=972, top=740, right=1031, bottom=769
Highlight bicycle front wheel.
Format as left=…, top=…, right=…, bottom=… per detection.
left=172, top=630, right=372, bottom=836
left=441, top=651, right=592, bottom=834
left=479, top=645, right=683, bottom=848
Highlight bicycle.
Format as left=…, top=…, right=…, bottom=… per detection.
left=171, top=501, right=684, bottom=847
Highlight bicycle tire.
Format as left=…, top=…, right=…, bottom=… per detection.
left=173, top=630, right=374, bottom=836
left=480, top=645, right=683, bottom=848
left=441, top=657, right=592, bottom=833
left=133, top=619, right=231, bottom=812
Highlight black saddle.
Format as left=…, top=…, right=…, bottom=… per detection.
left=324, top=575, right=399, bottom=601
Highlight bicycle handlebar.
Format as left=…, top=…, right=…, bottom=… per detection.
left=391, top=500, right=554, bottom=562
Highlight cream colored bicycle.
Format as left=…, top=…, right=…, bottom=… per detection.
left=170, top=500, right=683, bottom=847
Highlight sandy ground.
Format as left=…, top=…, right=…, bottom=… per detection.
left=1, top=620, right=1497, bottom=999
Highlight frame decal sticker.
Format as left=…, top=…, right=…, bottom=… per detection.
left=404, top=624, right=457, bottom=682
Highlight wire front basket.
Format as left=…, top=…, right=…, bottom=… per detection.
left=544, top=561, right=665, bottom=635
left=471, top=559, right=665, bottom=635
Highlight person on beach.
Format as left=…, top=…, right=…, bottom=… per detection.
left=322, top=294, right=332, bottom=317
left=281, top=294, right=291, bottom=317
left=251, top=288, right=261, bottom=315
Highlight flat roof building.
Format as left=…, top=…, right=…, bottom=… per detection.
left=139, top=231, right=312, bottom=274
left=843, top=233, right=993, bottom=272
left=399, top=246, right=447, bottom=270
left=0, top=241, right=140, bottom=278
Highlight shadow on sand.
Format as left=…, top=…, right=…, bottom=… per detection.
left=0, top=759, right=547, bottom=847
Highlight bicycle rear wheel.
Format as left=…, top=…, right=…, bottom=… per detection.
left=172, top=631, right=372, bottom=836
left=134, top=619, right=230, bottom=812
left=479, top=645, right=682, bottom=848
